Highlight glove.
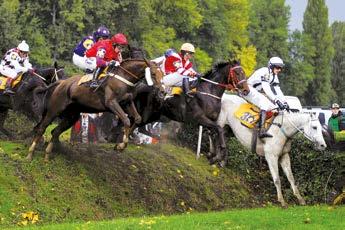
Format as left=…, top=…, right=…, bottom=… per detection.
left=108, top=60, right=120, bottom=68
left=275, top=99, right=286, bottom=110
left=28, top=68, right=36, bottom=74
left=283, top=102, right=290, bottom=110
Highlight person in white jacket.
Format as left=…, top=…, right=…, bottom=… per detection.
left=0, top=40, right=35, bottom=95
left=243, top=56, right=288, bottom=138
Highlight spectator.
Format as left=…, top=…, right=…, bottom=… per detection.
left=328, top=103, right=345, bottom=132
left=70, top=113, right=98, bottom=143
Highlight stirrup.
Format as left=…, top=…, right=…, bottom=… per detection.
left=259, top=131, right=272, bottom=138
left=3, top=88, right=15, bottom=95
left=89, top=80, right=99, bottom=88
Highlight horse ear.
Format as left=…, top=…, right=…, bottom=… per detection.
left=54, top=61, right=58, bottom=69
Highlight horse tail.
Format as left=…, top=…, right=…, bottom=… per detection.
left=32, top=81, right=61, bottom=119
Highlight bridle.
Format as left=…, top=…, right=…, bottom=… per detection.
left=273, top=111, right=317, bottom=142
left=198, top=64, right=247, bottom=99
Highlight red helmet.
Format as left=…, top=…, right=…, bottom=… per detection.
left=111, top=33, right=128, bottom=45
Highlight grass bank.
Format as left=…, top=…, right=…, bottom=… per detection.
left=0, top=140, right=255, bottom=228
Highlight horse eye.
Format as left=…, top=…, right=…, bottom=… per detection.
left=312, top=126, right=317, bottom=130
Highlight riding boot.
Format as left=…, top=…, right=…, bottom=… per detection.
left=258, top=110, right=272, bottom=138
left=3, top=78, right=15, bottom=95
left=182, top=78, right=193, bottom=98
left=90, top=68, right=101, bottom=88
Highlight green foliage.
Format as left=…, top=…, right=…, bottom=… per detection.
left=248, top=0, right=289, bottom=67
left=282, top=31, right=315, bottom=104
left=331, top=21, right=345, bottom=104
left=302, top=0, right=334, bottom=105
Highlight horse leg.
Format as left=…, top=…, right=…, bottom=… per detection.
left=125, top=93, right=142, bottom=124
left=45, top=112, right=80, bottom=162
left=105, top=97, right=131, bottom=128
left=265, top=152, right=287, bottom=208
left=280, top=152, right=306, bottom=205
left=27, top=113, right=57, bottom=161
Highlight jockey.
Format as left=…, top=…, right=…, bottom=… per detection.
left=72, top=26, right=110, bottom=73
left=0, top=40, right=35, bottom=95
left=161, top=43, right=199, bottom=97
left=151, top=48, right=176, bottom=73
left=243, top=56, right=287, bottom=138
left=85, top=33, right=128, bottom=88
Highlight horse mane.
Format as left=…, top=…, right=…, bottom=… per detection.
left=202, top=61, right=230, bottom=79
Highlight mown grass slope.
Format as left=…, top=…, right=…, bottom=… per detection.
left=0, top=140, right=256, bottom=228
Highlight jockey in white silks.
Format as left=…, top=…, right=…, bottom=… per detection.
left=161, top=43, right=199, bottom=97
left=0, top=40, right=35, bottom=95
left=243, top=56, right=289, bottom=138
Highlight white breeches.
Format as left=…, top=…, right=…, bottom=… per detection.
left=72, top=53, right=97, bottom=71
left=162, top=72, right=194, bottom=87
left=242, top=85, right=276, bottom=111
left=0, top=66, right=19, bottom=79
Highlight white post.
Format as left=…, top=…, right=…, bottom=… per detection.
left=196, top=125, right=203, bottom=159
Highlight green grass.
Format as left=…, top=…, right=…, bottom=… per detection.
left=0, top=140, right=255, bottom=228
left=9, top=205, right=345, bottom=230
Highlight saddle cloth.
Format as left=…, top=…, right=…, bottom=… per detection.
left=234, top=103, right=274, bottom=129
left=0, top=74, right=24, bottom=90
left=77, top=67, right=108, bottom=86
left=166, top=86, right=197, bottom=96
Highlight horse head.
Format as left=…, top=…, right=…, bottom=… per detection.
left=200, top=60, right=249, bottom=97
left=35, top=65, right=67, bottom=84
left=303, top=112, right=327, bottom=151
left=226, top=60, right=249, bottom=96
left=114, top=59, right=164, bottom=93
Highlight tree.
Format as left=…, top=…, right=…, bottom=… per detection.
left=331, top=21, right=345, bottom=104
left=302, top=0, right=334, bottom=105
left=0, top=0, right=21, bottom=54
left=248, top=0, right=289, bottom=67
left=281, top=30, right=315, bottom=104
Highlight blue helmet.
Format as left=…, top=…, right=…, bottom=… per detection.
left=93, top=26, right=110, bottom=40
left=164, top=48, right=175, bottom=57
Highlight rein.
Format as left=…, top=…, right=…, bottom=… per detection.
left=197, top=64, right=246, bottom=99
left=117, top=65, right=142, bottom=80
left=273, top=112, right=315, bottom=142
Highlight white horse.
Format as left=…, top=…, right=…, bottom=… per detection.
left=215, top=94, right=327, bottom=207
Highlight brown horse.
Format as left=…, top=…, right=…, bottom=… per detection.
left=116, top=61, right=250, bottom=166
left=27, top=59, right=163, bottom=161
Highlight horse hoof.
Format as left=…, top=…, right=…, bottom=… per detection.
left=26, top=155, right=33, bottom=162
left=124, top=118, right=131, bottom=128
left=44, top=155, right=50, bottom=163
left=299, top=199, right=306, bottom=205
left=135, top=116, right=142, bottom=124
left=115, top=143, right=126, bottom=151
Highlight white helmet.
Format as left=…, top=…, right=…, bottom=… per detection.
left=180, top=43, right=195, bottom=53
left=17, top=40, right=30, bottom=52
left=268, top=56, right=284, bottom=69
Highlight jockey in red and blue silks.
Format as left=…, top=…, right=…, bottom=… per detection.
left=72, top=26, right=110, bottom=73
left=85, top=33, right=129, bottom=88
left=162, top=43, right=198, bottom=96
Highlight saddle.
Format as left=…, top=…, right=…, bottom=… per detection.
left=0, top=74, right=24, bottom=91
left=234, top=103, right=276, bottom=156
left=234, top=103, right=275, bottom=129
left=77, top=67, right=109, bottom=86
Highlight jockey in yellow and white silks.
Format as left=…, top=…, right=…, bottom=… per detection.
left=0, top=40, right=34, bottom=95
left=242, top=56, right=288, bottom=138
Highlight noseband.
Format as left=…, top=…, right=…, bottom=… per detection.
left=223, top=65, right=247, bottom=91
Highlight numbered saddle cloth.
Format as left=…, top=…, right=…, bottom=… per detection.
left=234, top=103, right=274, bottom=129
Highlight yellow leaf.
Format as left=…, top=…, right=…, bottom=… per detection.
left=20, top=220, right=28, bottom=226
